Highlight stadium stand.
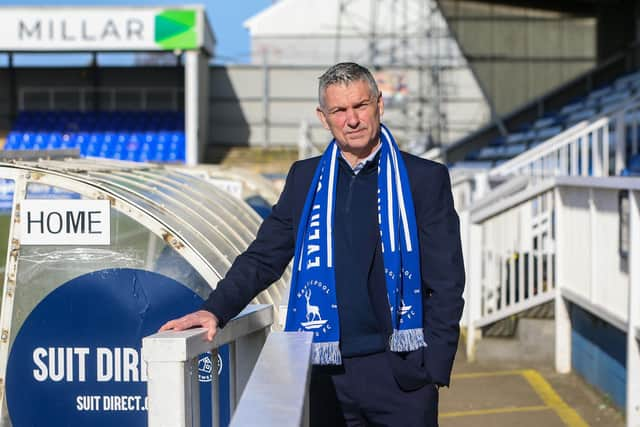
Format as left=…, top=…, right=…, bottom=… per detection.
left=4, top=111, right=186, bottom=162
left=451, top=68, right=640, bottom=176
left=459, top=69, right=640, bottom=173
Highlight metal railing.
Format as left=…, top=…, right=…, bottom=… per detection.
left=465, top=178, right=557, bottom=333
left=490, top=95, right=640, bottom=180
left=143, top=304, right=314, bottom=427
left=464, top=176, right=640, bottom=427
left=143, top=304, right=273, bottom=427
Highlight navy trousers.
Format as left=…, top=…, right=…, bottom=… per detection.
left=309, top=352, right=439, bottom=427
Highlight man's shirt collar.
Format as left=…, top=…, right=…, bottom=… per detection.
left=340, top=143, right=381, bottom=175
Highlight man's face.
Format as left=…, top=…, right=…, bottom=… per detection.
left=316, top=80, right=384, bottom=154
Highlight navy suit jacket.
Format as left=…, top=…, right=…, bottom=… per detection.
left=202, top=151, right=465, bottom=388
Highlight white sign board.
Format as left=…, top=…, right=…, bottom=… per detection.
left=0, top=7, right=202, bottom=51
left=21, top=200, right=111, bottom=245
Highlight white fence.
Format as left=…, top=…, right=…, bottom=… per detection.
left=143, top=304, right=313, bottom=427
left=463, top=176, right=640, bottom=427
left=465, top=178, right=556, bottom=331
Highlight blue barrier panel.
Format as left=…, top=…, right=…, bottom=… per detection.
left=5, top=268, right=229, bottom=427
left=571, top=303, right=627, bottom=410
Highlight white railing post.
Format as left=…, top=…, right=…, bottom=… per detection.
left=571, top=140, right=579, bottom=176
left=588, top=188, right=597, bottom=304
left=603, top=120, right=610, bottom=176
left=554, top=187, right=572, bottom=373
left=560, top=145, right=568, bottom=175
left=633, top=110, right=640, bottom=157
left=466, top=222, right=483, bottom=361
left=210, top=348, right=220, bottom=427
left=145, top=351, right=198, bottom=427
left=555, top=291, right=572, bottom=374
left=593, top=128, right=601, bottom=177
left=473, top=172, right=489, bottom=199
left=616, top=111, right=627, bottom=175
left=627, top=189, right=640, bottom=427
left=581, top=135, right=589, bottom=177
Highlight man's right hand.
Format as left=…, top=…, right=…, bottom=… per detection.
left=159, top=310, right=219, bottom=341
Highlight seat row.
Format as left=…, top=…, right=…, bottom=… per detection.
left=459, top=70, right=640, bottom=169
left=5, top=111, right=187, bottom=163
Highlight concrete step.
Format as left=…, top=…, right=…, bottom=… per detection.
left=475, top=317, right=555, bottom=364
left=483, top=301, right=554, bottom=338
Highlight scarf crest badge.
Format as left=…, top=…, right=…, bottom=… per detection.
left=285, top=123, right=426, bottom=364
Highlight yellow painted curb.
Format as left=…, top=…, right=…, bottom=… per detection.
left=441, top=405, right=550, bottom=418
left=521, top=369, right=590, bottom=427
left=452, top=370, right=527, bottom=379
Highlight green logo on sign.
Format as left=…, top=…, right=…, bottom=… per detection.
left=155, top=10, right=197, bottom=50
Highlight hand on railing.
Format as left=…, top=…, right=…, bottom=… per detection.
left=159, top=309, right=219, bottom=341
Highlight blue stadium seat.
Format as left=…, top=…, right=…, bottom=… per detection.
left=614, top=71, right=640, bottom=89
left=536, top=125, right=563, bottom=140
left=600, top=91, right=627, bottom=110
left=504, top=144, right=527, bottom=158
left=566, top=109, right=596, bottom=126
left=622, top=154, right=640, bottom=176
left=560, top=102, right=584, bottom=115
left=6, top=111, right=185, bottom=162
left=504, top=131, right=531, bottom=145
left=532, top=116, right=557, bottom=129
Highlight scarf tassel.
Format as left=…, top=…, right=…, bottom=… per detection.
left=389, top=328, right=427, bottom=352
left=311, top=341, right=342, bottom=365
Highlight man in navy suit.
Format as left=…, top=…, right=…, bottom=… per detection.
left=161, top=62, right=465, bottom=426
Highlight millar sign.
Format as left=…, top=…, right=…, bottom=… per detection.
left=0, top=8, right=200, bottom=51
left=21, top=200, right=111, bottom=246
left=18, top=18, right=146, bottom=44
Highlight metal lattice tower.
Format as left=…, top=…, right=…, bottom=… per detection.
left=333, top=0, right=456, bottom=148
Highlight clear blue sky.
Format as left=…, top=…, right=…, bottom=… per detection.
left=0, top=0, right=273, bottom=65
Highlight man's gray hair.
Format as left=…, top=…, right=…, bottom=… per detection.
left=318, top=62, right=380, bottom=108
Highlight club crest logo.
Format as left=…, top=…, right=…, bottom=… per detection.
left=198, top=352, right=223, bottom=382
left=301, top=288, right=327, bottom=330
left=292, top=281, right=334, bottom=336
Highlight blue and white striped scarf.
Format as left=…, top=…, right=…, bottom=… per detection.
left=285, top=124, right=426, bottom=365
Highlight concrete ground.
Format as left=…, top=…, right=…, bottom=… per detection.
left=439, top=350, right=625, bottom=427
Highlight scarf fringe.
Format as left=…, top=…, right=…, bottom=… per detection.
left=311, top=330, right=426, bottom=365
left=311, top=341, right=342, bottom=365
left=389, top=328, right=427, bottom=352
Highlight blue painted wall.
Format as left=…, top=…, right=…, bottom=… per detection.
left=571, top=303, right=627, bottom=410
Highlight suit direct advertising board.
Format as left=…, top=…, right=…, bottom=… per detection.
left=5, top=268, right=229, bottom=426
